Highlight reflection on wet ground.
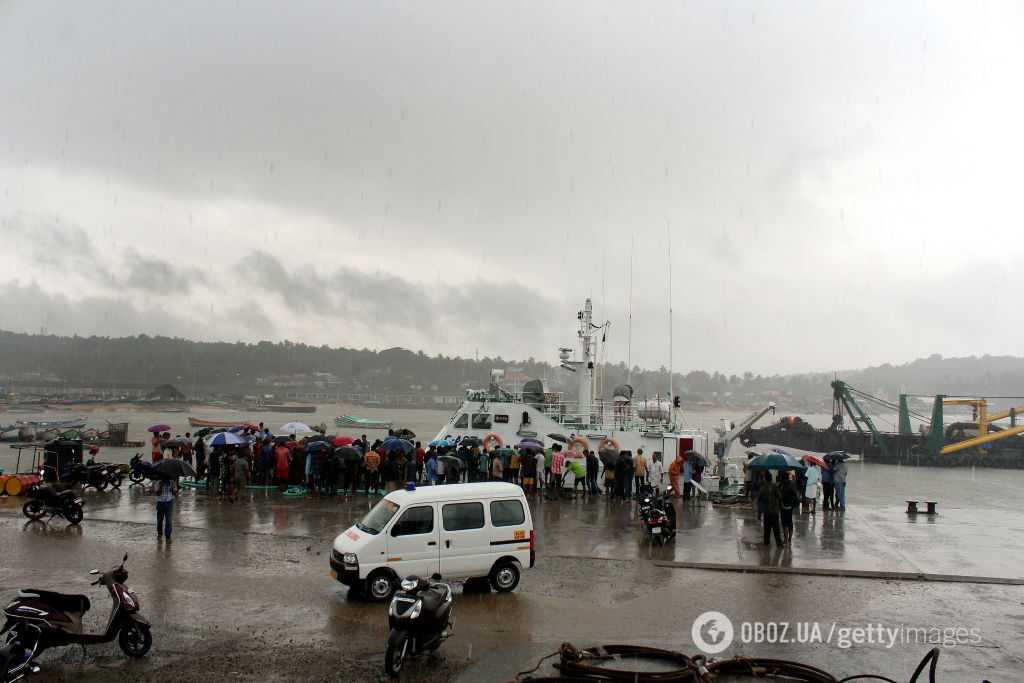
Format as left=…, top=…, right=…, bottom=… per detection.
left=2, top=483, right=1023, bottom=681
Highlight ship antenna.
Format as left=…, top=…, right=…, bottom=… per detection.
left=627, top=235, right=634, bottom=385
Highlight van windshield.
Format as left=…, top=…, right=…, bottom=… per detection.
left=357, top=499, right=400, bottom=535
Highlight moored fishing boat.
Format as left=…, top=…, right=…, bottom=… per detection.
left=189, top=416, right=249, bottom=428
left=334, top=414, right=394, bottom=430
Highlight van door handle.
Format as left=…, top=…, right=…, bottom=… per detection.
left=445, top=540, right=451, bottom=549
left=427, top=541, right=436, bottom=546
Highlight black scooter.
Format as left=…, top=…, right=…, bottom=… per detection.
left=1, top=624, right=41, bottom=682
left=638, top=485, right=677, bottom=546
left=1, top=554, right=151, bottom=659
left=384, top=574, right=453, bottom=677
left=22, top=481, right=83, bottom=525
left=86, top=457, right=123, bottom=489
left=59, top=464, right=108, bottom=491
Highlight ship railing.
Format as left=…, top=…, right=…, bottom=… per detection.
left=539, top=400, right=664, bottom=432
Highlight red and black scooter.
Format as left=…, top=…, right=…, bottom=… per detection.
left=1, top=554, right=152, bottom=659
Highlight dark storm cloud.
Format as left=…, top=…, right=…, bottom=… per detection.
left=121, top=248, right=207, bottom=294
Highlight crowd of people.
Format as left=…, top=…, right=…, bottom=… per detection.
left=744, top=455, right=850, bottom=548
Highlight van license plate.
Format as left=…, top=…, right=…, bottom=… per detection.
left=330, top=569, right=338, bottom=580
left=651, top=527, right=662, bottom=534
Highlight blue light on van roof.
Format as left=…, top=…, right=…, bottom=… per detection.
left=404, top=481, right=416, bottom=491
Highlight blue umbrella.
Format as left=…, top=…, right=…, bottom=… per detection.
left=306, top=440, right=331, bottom=452
left=516, top=440, right=543, bottom=450
left=383, top=435, right=397, bottom=442
left=429, top=439, right=455, bottom=447
left=770, top=447, right=794, bottom=457
left=383, top=438, right=414, bottom=454
left=747, top=452, right=805, bottom=471
left=206, top=432, right=246, bottom=446
left=228, top=425, right=247, bottom=433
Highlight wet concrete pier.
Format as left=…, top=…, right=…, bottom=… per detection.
left=2, top=483, right=1022, bottom=681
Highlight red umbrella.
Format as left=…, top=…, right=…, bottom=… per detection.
left=802, top=455, right=830, bottom=470
left=332, top=436, right=355, bottom=447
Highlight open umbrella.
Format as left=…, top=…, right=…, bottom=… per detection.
left=307, top=434, right=332, bottom=444
left=306, top=440, right=331, bottom=452
left=146, top=458, right=197, bottom=480
left=383, top=439, right=414, bottom=454
left=547, top=433, right=569, bottom=444
left=332, top=436, right=355, bottom=447
left=824, top=451, right=852, bottom=463
left=428, top=439, right=455, bottom=447
left=337, top=446, right=363, bottom=464
left=459, top=437, right=483, bottom=448
left=439, top=455, right=462, bottom=471
left=516, top=439, right=544, bottom=450
left=147, top=424, right=171, bottom=433
left=599, top=450, right=618, bottom=468
left=684, top=450, right=710, bottom=468
left=492, top=447, right=516, bottom=457
left=205, top=431, right=247, bottom=447
left=395, top=428, right=416, bottom=440
left=747, top=452, right=806, bottom=472
left=281, top=422, right=312, bottom=433
left=800, top=455, right=830, bottom=470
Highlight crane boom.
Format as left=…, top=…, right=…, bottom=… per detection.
left=714, top=402, right=776, bottom=478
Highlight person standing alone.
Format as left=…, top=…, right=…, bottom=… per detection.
left=758, top=470, right=783, bottom=548
left=154, top=477, right=178, bottom=544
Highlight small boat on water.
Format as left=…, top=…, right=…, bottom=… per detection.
left=188, top=417, right=249, bottom=428
left=16, top=417, right=88, bottom=430
left=264, top=404, right=316, bottom=413
left=334, top=415, right=394, bottom=430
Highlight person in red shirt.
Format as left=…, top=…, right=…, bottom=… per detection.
left=550, top=446, right=566, bottom=500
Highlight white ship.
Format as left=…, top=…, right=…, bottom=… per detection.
left=432, top=299, right=711, bottom=466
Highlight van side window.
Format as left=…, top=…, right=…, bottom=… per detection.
left=442, top=502, right=484, bottom=531
left=391, top=506, right=434, bottom=537
left=453, top=414, right=469, bottom=429
left=471, top=413, right=492, bottom=429
left=490, top=499, right=526, bottom=527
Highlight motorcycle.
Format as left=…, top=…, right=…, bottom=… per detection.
left=59, top=464, right=108, bottom=492
left=86, top=457, right=123, bottom=489
left=1, top=554, right=151, bottom=659
left=128, top=454, right=150, bottom=484
left=638, top=484, right=677, bottom=546
left=0, top=623, right=41, bottom=683
left=21, top=482, right=83, bottom=525
left=384, top=574, right=454, bottom=677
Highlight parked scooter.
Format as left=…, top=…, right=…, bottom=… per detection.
left=21, top=481, right=83, bottom=525
left=128, top=454, right=150, bottom=484
left=0, top=623, right=41, bottom=683
left=1, top=554, right=151, bottom=658
left=384, top=574, right=454, bottom=677
left=637, top=484, right=677, bottom=546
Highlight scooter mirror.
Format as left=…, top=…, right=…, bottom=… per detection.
left=89, top=569, right=99, bottom=575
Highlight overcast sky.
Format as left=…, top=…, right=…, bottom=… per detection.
left=1, top=1, right=1022, bottom=377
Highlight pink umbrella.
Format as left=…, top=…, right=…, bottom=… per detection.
left=332, top=436, right=355, bottom=447
left=147, top=424, right=171, bottom=433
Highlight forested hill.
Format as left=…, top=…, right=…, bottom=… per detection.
left=0, top=330, right=1022, bottom=402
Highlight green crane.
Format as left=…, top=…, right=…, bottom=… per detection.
left=831, top=380, right=888, bottom=453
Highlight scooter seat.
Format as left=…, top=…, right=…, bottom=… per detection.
left=420, top=586, right=448, bottom=614
left=19, top=590, right=90, bottom=615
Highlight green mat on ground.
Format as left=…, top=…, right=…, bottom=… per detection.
left=282, top=487, right=306, bottom=496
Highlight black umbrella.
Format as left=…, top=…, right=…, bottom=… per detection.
left=338, top=446, right=363, bottom=464
left=547, top=433, right=569, bottom=444
left=599, top=449, right=618, bottom=468
left=307, top=434, right=332, bottom=444
left=684, top=450, right=709, bottom=467
left=459, top=437, right=482, bottom=448
left=146, top=459, right=197, bottom=480
left=395, top=428, right=416, bottom=440
left=824, top=451, right=852, bottom=463
left=274, top=435, right=291, bottom=446
left=439, top=455, right=462, bottom=471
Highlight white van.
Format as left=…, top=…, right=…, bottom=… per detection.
left=329, top=482, right=535, bottom=601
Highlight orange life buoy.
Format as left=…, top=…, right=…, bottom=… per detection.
left=482, top=433, right=504, bottom=450
left=568, top=437, right=589, bottom=453
left=598, top=438, right=620, bottom=452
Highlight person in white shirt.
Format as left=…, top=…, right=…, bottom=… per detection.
left=649, top=451, right=665, bottom=488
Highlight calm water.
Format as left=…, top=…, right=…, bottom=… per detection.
left=3, top=404, right=1021, bottom=511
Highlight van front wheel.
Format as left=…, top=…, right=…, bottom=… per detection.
left=489, top=561, right=520, bottom=592
left=365, top=570, right=397, bottom=602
